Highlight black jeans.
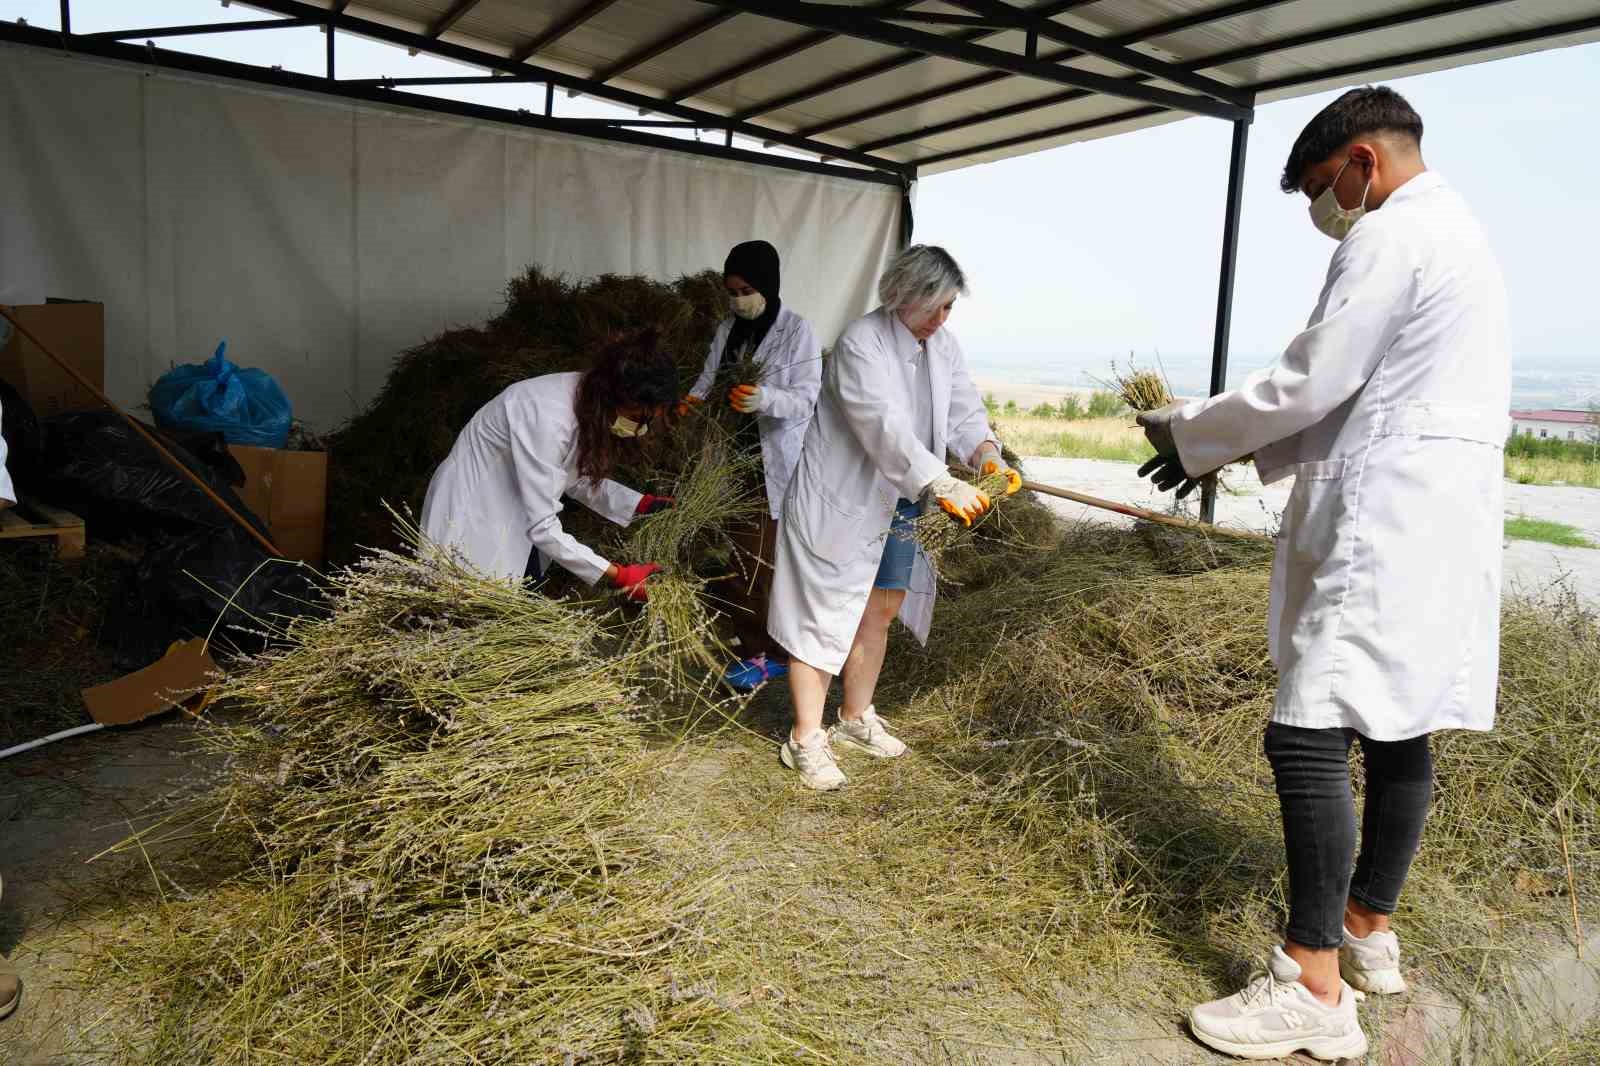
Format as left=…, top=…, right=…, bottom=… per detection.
left=1263, top=721, right=1434, bottom=950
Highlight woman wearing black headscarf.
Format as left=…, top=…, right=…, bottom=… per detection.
left=680, top=240, right=821, bottom=689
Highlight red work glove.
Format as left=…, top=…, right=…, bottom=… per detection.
left=674, top=394, right=703, bottom=419
left=728, top=384, right=762, bottom=413
left=611, top=562, right=662, bottom=602
left=635, top=494, right=675, bottom=516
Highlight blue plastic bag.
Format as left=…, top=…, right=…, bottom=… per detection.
left=149, top=341, right=293, bottom=449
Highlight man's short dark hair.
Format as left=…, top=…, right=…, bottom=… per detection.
left=1280, top=86, right=1423, bottom=193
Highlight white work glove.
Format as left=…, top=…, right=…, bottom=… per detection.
left=925, top=474, right=991, bottom=528
left=972, top=442, right=1022, bottom=496
left=728, top=384, right=763, bottom=414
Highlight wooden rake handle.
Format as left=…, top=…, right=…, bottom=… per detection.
left=1019, top=479, right=1274, bottom=544
left=0, top=305, right=283, bottom=558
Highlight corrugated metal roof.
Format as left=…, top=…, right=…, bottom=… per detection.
left=242, top=0, right=1600, bottom=177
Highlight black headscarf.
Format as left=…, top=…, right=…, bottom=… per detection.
left=722, top=240, right=782, bottom=365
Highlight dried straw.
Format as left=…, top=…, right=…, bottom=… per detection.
left=1103, top=364, right=1173, bottom=413
left=48, top=517, right=1600, bottom=1063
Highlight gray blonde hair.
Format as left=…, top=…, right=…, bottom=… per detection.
left=877, top=244, right=968, bottom=313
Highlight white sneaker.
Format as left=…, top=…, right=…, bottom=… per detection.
left=780, top=729, right=847, bottom=791
left=829, top=706, right=907, bottom=758
left=1341, top=925, right=1407, bottom=994
left=1188, top=946, right=1368, bottom=1061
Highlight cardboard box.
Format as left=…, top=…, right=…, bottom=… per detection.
left=82, top=638, right=219, bottom=726
left=227, top=444, right=328, bottom=565
left=0, top=301, right=105, bottom=417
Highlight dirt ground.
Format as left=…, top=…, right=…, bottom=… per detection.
left=0, top=715, right=226, bottom=1065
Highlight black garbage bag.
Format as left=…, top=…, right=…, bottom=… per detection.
left=0, top=380, right=44, bottom=497
left=116, top=527, right=322, bottom=666
left=164, top=428, right=247, bottom=489
left=35, top=411, right=267, bottom=541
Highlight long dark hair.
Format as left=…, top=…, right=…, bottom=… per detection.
left=574, top=329, right=679, bottom=483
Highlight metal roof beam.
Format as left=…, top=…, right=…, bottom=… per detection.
left=1183, top=0, right=1525, bottom=73
left=667, top=0, right=920, bottom=106
left=857, top=0, right=1518, bottom=153
left=424, top=0, right=485, bottom=40
left=343, top=74, right=544, bottom=87
left=916, top=104, right=1164, bottom=166
left=0, top=19, right=901, bottom=186
left=726, top=0, right=1093, bottom=121
left=509, top=0, right=622, bottom=65
left=913, top=0, right=1573, bottom=168
left=703, top=0, right=1248, bottom=121
left=589, top=10, right=738, bottom=85
left=802, top=0, right=1294, bottom=138
left=945, top=0, right=1251, bottom=105
left=218, top=0, right=911, bottom=177
left=84, top=16, right=320, bottom=41
left=1247, top=10, right=1600, bottom=95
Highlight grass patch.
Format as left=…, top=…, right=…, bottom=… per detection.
left=1506, top=454, right=1600, bottom=488
left=993, top=414, right=1154, bottom=463
left=1506, top=515, right=1596, bottom=548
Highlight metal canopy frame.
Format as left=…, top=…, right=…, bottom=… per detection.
left=10, top=0, right=1598, bottom=527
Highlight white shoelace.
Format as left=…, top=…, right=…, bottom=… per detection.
left=1238, top=971, right=1292, bottom=1010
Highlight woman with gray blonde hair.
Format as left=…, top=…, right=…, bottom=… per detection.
left=765, top=244, right=1022, bottom=789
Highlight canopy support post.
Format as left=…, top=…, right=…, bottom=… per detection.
left=1201, top=115, right=1250, bottom=524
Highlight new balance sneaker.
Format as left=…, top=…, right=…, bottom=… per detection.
left=1341, top=925, right=1407, bottom=995
left=828, top=706, right=907, bottom=758
left=1188, top=946, right=1368, bottom=1061
left=780, top=729, right=847, bottom=791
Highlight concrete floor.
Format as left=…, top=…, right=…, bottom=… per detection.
left=1022, top=456, right=1600, bottom=602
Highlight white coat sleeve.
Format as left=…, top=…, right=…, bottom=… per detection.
left=565, top=476, right=642, bottom=528
left=756, top=317, right=821, bottom=421
left=509, top=417, right=611, bottom=586
left=944, top=336, right=999, bottom=467
left=832, top=332, right=948, bottom=500
left=1171, top=222, right=1420, bottom=477
left=689, top=320, right=731, bottom=400
left=0, top=396, right=14, bottom=505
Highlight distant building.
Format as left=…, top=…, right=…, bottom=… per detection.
left=1510, top=408, right=1596, bottom=441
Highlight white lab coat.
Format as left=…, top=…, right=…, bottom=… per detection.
left=769, top=307, right=996, bottom=674
left=688, top=307, right=822, bottom=518
left=1171, top=172, right=1510, bottom=741
left=0, top=395, right=14, bottom=504
left=420, top=372, right=641, bottom=584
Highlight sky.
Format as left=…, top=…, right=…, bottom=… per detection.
left=8, top=1, right=1600, bottom=396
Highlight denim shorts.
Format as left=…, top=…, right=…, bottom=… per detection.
left=874, top=499, right=922, bottom=590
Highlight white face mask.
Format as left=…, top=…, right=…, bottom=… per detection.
left=729, top=292, right=766, bottom=320
left=610, top=414, right=649, bottom=439
left=1308, top=157, right=1373, bottom=241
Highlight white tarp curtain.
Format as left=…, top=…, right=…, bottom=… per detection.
left=0, top=44, right=902, bottom=430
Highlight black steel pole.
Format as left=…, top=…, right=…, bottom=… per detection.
left=325, top=12, right=335, bottom=79
left=59, top=0, right=70, bottom=36
left=1201, top=116, right=1250, bottom=524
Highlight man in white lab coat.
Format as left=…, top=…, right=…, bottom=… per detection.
left=1139, top=87, right=1510, bottom=1060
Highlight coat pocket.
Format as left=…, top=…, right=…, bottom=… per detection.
left=1282, top=458, right=1351, bottom=579
left=786, top=473, right=868, bottom=564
